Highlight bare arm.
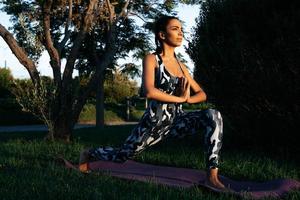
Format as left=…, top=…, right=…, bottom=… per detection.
left=143, top=54, right=189, bottom=103
left=180, top=62, right=207, bottom=104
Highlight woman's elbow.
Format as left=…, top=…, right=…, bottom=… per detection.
left=201, top=91, right=207, bottom=101
left=145, top=87, right=158, bottom=99
left=145, top=91, right=153, bottom=99
left=145, top=92, right=150, bottom=99
left=144, top=88, right=152, bottom=99
left=203, top=93, right=207, bottom=101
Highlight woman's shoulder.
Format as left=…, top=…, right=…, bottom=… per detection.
left=143, top=53, right=156, bottom=60
left=143, top=53, right=158, bottom=66
left=143, top=52, right=159, bottom=60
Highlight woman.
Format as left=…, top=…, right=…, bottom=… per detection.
left=80, top=15, right=226, bottom=190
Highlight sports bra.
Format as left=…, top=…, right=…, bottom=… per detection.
left=154, top=52, right=185, bottom=97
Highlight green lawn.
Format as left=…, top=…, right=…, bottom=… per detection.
left=0, top=126, right=299, bottom=200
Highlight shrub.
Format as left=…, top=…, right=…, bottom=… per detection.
left=104, top=71, right=138, bottom=104
left=188, top=0, right=300, bottom=149
left=0, top=67, right=13, bottom=98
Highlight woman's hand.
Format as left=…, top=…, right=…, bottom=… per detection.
left=180, top=77, right=190, bottom=102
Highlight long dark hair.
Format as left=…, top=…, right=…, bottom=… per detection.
left=154, top=15, right=179, bottom=54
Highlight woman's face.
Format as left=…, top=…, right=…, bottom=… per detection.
left=160, top=19, right=183, bottom=47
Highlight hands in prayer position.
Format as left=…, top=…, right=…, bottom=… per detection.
left=177, top=77, right=191, bottom=103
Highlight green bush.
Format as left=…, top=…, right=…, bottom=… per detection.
left=188, top=0, right=300, bottom=149
left=0, top=74, right=43, bottom=125
left=0, top=67, right=13, bottom=98
left=0, top=98, right=42, bottom=125
left=104, top=71, right=138, bottom=104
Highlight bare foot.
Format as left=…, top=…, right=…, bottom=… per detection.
left=206, top=168, right=225, bottom=189
left=79, top=148, right=92, bottom=173
left=207, top=176, right=225, bottom=189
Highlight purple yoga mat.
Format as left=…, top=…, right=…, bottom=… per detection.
left=63, top=159, right=300, bottom=199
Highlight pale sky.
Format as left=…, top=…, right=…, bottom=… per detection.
left=0, top=4, right=200, bottom=82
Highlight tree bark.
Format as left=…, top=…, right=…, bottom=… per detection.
left=49, top=0, right=98, bottom=141
left=0, top=24, right=40, bottom=84
left=96, top=72, right=105, bottom=128
left=50, top=113, right=73, bottom=142
left=43, top=0, right=62, bottom=85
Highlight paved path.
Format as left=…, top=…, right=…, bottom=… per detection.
left=0, top=122, right=138, bottom=132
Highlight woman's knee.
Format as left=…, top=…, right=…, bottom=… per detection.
left=205, top=108, right=222, bottom=121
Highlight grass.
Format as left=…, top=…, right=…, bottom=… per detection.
left=0, top=125, right=299, bottom=200
left=79, top=103, right=141, bottom=123
left=79, top=104, right=124, bottom=123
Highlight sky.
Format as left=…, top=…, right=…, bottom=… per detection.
left=0, top=3, right=201, bottom=82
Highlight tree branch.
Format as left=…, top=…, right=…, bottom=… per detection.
left=105, top=0, right=115, bottom=24
left=105, top=0, right=113, bottom=17
left=72, top=24, right=117, bottom=123
left=0, top=23, right=40, bottom=84
left=58, top=0, right=73, bottom=54
left=72, top=59, right=105, bottom=125
left=43, top=0, right=61, bottom=84
left=118, top=0, right=131, bottom=19
left=73, top=0, right=132, bottom=124
left=62, top=0, right=98, bottom=89
left=128, top=11, right=147, bottom=22
left=49, top=0, right=99, bottom=124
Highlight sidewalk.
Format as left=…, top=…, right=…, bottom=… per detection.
left=0, top=122, right=138, bottom=132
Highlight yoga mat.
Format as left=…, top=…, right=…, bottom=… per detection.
left=61, top=159, right=300, bottom=199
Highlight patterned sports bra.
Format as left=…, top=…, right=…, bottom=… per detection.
left=145, top=53, right=185, bottom=125
left=154, top=53, right=185, bottom=97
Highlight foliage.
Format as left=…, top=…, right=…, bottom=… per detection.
left=104, top=70, right=138, bottom=104
left=0, top=69, right=43, bottom=125
left=0, top=97, right=42, bottom=125
left=188, top=0, right=300, bottom=148
left=0, top=67, right=13, bottom=98
left=12, top=77, right=57, bottom=134
left=118, top=63, right=141, bottom=80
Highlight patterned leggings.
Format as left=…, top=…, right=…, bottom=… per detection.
left=89, top=108, right=223, bottom=169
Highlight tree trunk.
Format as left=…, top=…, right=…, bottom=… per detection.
left=96, top=72, right=105, bottom=128
left=46, top=96, right=73, bottom=142
left=50, top=115, right=72, bottom=142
